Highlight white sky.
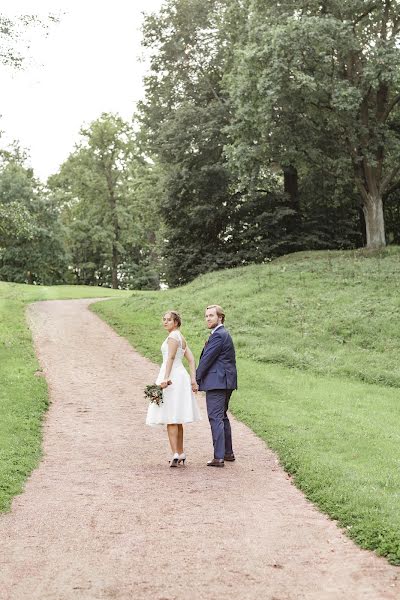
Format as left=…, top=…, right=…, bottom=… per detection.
left=0, top=0, right=164, bottom=180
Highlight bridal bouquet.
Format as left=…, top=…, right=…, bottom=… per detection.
left=144, top=384, right=164, bottom=406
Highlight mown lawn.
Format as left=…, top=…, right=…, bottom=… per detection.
left=0, top=283, right=128, bottom=511
left=93, top=247, right=400, bottom=564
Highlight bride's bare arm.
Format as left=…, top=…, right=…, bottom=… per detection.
left=184, top=346, right=198, bottom=392
left=161, top=338, right=179, bottom=387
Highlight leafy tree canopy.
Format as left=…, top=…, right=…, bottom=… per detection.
left=225, top=0, right=400, bottom=247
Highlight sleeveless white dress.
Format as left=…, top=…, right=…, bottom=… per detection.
left=146, top=330, right=202, bottom=426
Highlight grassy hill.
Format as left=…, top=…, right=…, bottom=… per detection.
left=0, top=283, right=128, bottom=512
left=93, top=247, right=400, bottom=564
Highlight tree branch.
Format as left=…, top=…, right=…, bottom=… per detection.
left=309, top=101, right=333, bottom=112
left=381, top=92, right=400, bottom=122
left=381, top=162, right=400, bottom=194
left=353, top=3, right=379, bottom=27
left=195, top=61, right=227, bottom=109
left=381, top=0, right=390, bottom=40
left=346, top=138, right=368, bottom=199
left=392, top=15, right=400, bottom=37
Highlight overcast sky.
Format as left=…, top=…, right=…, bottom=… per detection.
left=0, top=0, right=164, bottom=180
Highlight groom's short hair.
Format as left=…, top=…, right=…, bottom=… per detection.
left=206, top=304, right=225, bottom=323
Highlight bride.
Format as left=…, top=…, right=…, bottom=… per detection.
left=146, top=310, right=201, bottom=466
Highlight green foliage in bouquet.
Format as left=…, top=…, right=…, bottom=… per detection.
left=144, top=384, right=163, bottom=406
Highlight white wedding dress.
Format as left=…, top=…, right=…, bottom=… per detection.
left=146, top=330, right=202, bottom=426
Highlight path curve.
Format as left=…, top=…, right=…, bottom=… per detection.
left=0, top=299, right=398, bottom=600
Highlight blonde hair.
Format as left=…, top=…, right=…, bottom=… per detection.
left=163, top=310, right=182, bottom=327
left=206, top=304, right=225, bottom=324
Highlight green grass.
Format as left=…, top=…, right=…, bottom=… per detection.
left=0, top=282, right=128, bottom=512
left=93, top=247, right=400, bottom=564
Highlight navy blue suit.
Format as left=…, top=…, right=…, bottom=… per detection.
left=196, top=326, right=237, bottom=460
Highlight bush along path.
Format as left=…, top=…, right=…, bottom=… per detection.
left=0, top=298, right=398, bottom=600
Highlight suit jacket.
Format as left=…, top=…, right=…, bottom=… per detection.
left=196, top=325, right=237, bottom=391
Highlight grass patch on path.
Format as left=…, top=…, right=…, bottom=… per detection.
left=0, top=283, right=128, bottom=512
left=93, top=247, right=400, bottom=564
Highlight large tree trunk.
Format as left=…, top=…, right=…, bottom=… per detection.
left=362, top=194, right=386, bottom=248
left=354, top=160, right=387, bottom=249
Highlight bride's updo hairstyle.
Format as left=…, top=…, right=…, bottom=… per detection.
left=164, top=310, right=182, bottom=327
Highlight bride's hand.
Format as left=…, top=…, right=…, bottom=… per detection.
left=191, top=381, right=199, bottom=393
left=160, top=380, right=172, bottom=389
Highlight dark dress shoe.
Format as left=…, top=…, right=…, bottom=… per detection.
left=207, top=458, right=225, bottom=467
left=224, top=453, right=235, bottom=462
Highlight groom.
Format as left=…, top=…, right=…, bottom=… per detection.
left=196, top=305, right=237, bottom=467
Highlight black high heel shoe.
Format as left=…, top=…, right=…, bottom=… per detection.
left=169, top=453, right=179, bottom=467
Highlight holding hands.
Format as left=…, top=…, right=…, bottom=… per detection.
left=160, top=379, right=198, bottom=393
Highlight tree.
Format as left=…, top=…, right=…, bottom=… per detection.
left=0, top=147, right=35, bottom=243
left=0, top=146, right=67, bottom=284
left=139, top=0, right=273, bottom=285
left=0, top=202, right=33, bottom=244
left=50, top=113, right=160, bottom=289
left=140, top=0, right=362, bottom=284
left=225, top=0, right=400, bottom=248
left=0, top=12, right=67, bottom=283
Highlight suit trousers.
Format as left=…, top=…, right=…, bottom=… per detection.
left=206, top=389, right=233, bottom=460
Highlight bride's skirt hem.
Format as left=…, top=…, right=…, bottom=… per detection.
left=146, top=417, right=202, bottom=427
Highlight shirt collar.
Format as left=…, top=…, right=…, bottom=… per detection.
left=211, top=324, right=224, bottom=334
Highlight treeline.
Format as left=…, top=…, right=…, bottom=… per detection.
left=137, top=0, right=400, bottom=285
left=0, top=118, right=161, bottom=288
left=1, top=1, right=400, bottom=288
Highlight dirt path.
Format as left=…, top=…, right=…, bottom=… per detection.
left=0, top=299, right=398, bottom=600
